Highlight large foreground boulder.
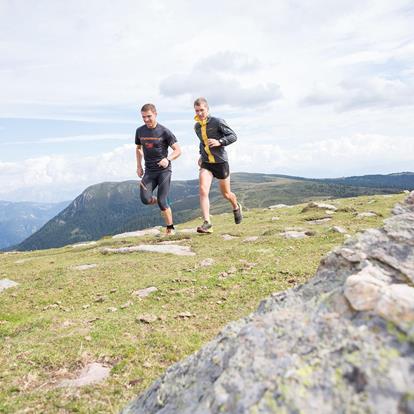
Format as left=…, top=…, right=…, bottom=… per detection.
left=122, top=193, right=414, bottom=414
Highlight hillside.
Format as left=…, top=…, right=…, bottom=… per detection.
left=15, top=172, right=404, bottom=251
left=319, top=171, right=414, bottom=189
left=0, top=200, right=69, bottom=249
left=0, top=192, right=406, bottom=412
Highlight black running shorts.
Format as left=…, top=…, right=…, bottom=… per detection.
left=200, top=161, right=230, bottom=179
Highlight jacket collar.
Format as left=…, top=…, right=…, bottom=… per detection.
left=194, top=115, right=210, bottom=125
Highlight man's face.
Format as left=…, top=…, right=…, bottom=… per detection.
left=141, top=110, right=157, bottom=129
left=194, top=104, right=209, bottom=121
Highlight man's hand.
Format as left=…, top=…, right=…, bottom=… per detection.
left=137, top=165, right=144, bottom=178
left=208, top=138, right=220, bottom=147
left=157, top=158, right=169, bottom=169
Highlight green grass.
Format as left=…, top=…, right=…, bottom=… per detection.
left=0, top=193, right=405, bottom=413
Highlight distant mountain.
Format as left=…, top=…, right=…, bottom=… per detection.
left=319, top=172, right=414, bottom=190
left=15, top=172, right=407, bottom=251
left=0, top=200, right=69, bottom=249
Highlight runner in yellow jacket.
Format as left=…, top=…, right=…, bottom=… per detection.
left=193, top=97, right=242, bottom=233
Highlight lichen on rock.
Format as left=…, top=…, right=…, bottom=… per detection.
left=121, top=192, right=414, bottom=414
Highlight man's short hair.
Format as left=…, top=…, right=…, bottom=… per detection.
left=194, top=97, right=209, bottom=108
left=141, top=103, right=157, bottom=113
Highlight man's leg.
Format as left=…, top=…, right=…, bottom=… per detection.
left=199, top=168, right=214, bottom=222
left=156, top=170, right=173, bottom=227
left=218, top=177, right=238, bottom=209
left=140, top=174, right=157, bottom=205
left=219, top=177, right=243, bottom=224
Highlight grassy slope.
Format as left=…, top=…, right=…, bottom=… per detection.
left=16, top=173, right=399, bottom=251
left=0, top=193, right=405, bottom=413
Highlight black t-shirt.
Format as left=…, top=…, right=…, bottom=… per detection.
left=135, top=123, right=177, bottom=172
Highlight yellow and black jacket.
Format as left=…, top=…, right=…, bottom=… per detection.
left=194, top=115, right=237, bottom=164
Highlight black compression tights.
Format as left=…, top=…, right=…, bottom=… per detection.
left=140, top=169, right=172, bottom=211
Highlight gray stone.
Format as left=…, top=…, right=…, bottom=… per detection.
left=72, top=241, right=97, bottom=248
left=222, top=234, right=237, bottom=241
left=101, top=244, right=195, bottom=256
left=308, top=217, right=332, bottom=224
left=133, top=287, right=158, bottom=298
left=243, top=236, right=259, bottom=242
left=180, top=228, right=198, bottom=234
left=302, top=201, right=337, bottom=212
left=268, top=204, right=290, bottom=209
left=58, top=363, right=110, bottom=387
left=280, top=230, right=308, bottom=239
left=112, top=227, right=161, bottom=239
left=356, top=211, right=378, bottom=218
left=73, top=264, right=97, bottom=271
left=200, top=258, right=214, bottom=267
left=0, top=279, right=18, bottom=293
left=137, top=314, right=158, bottom=324
left=330, top=226, right=348, bottom=234
left=122, top=192, right=414, bottom=414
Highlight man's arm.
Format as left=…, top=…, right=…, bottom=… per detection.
left=217, top=118, right=237, bottom=146
left=136, top=145, right=144, bottom=177
left=158, top=143, right=182, bottom=168
left=208, top=118, right=237, bottom=148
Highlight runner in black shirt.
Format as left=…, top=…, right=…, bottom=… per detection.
left=135, top=103, right=181, bottom=235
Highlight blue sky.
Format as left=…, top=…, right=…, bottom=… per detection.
left=1, top=0, right=413, bottom=202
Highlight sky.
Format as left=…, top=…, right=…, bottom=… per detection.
left=1, top=0, right=413, bottom=202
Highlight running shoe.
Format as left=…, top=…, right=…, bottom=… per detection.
left=197, top=220, right=213, bottom=234
left=233, top=203, right=243, bottom=224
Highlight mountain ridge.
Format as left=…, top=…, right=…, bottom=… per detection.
left=11, top=171, right=414, bottom=251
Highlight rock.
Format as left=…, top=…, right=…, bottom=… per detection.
left=137, top=314, right=158, bottom=324
left=72, top=241, right=97, bottom=248
left=176, top=312, right=194, bottom=319
left=280, top=230, right=309, bottom=239
left=268, top=204, right=290, bottom=209
left=120, top=300, right=133, bottom=309
left=307, top=218, right=332, bottom=225
left=330, top=226, right=348, bottom=234
left=0, top=279, right=18, bottom=293
left=200, top=258, right=214, bottom=267
left=222, top=234, right=237, bottom=241
left=301, top=201, right=337, bottom=212
left=180, top=228, right=198, bottom=234
left=243, top=236, right=259, bottom=242
left=112, top=227, right=161, bottom=239
left=356, top=211, right=378, bottom=218
left=58, top=362, right=110, bottom=387
left=107, top=307, right=117, bottom=313
left=122, top=191, right=414, bottom=414
left=73, top=264, right=97, bottom=271
left=271, top=216, right=280, bottom=221
left=133, top=287, right=158, bottom=298
left=102, top=244, right=195, bottom=256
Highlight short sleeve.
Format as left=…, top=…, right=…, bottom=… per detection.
left=135, top=129, right=141, bottom=145
left=165, top=128, right=178, bottom=147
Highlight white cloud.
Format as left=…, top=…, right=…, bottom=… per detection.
left=302, top=76, right=414, bottom=111
left=1, top=132, right=412, bottom=202
left=161, top=72, right=282, bottom=108
left=1, top=0, right=414, bottom=202
left=0, top=143, right=200, bottom=202
left=228, top=133, right=414, bottom=177
left=1, top=133, right=131, bottom=146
